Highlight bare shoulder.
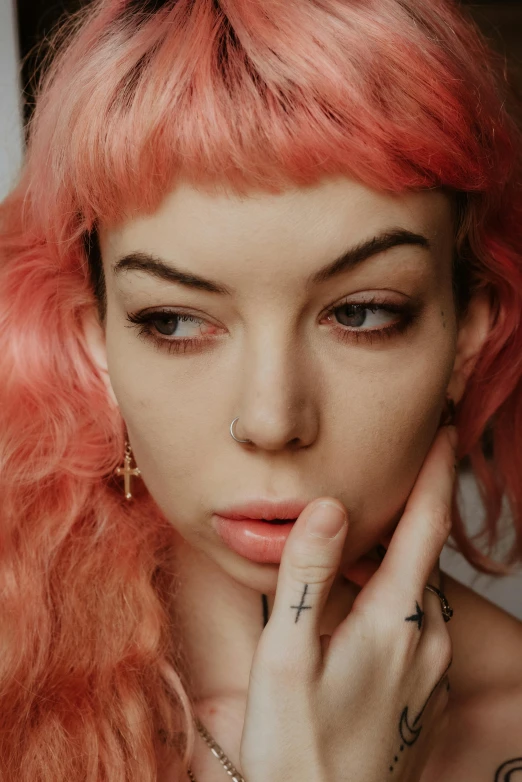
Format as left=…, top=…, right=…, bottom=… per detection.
left=421, top=574, right=522, bottom=782
left=421, top=683, right=522, bottom=782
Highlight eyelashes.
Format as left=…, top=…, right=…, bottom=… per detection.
left=125, top=297, right=419, bottom=356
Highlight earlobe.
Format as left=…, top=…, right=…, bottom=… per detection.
left=446, top=291, right=493, bottom=405
left=82, top=308, right=119, bottom=409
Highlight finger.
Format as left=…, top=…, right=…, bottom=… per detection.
left=370, top=425, right=457, bottom=600
left=420, top=556, right=446, bottom=632
left=426, top=554, right=442, bottom=591
left=376, top=531, right=447, bottom=627
left=263, top=498, right=348, bottom=671
left=423, top=563, right=455, bottom=637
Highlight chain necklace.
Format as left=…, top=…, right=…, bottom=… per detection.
left=186, top=715, right=245, bottom=782
left=185, top=594, right=270, bottom=782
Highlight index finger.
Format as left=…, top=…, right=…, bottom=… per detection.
left=371, top=425, right=457, bottom=598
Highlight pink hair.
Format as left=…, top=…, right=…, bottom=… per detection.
left=1, top=0, right=521, bottom=778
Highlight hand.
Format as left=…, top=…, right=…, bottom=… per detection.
left=239, top=425, right=457, bottom=782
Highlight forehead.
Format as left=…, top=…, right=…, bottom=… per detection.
left=99, top=175, right=453, bottom=266
left=100, top=177, right=452, bottom=246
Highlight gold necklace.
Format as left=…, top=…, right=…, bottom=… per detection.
left=186, top=593, right=270, bottom=781
left=186, top=715, right=245, bottom=782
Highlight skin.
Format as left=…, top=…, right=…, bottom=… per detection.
left=84, top=174, right=518, bottom=779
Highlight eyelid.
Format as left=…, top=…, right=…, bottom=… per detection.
left=130, top=289, right=409, bottom=320
left=125, top=292, right=419, bottom=356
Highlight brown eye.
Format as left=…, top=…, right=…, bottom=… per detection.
left=152, top=315, right=179, bottom=336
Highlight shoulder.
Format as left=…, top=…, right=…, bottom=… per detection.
left=421, top=574, right=522, bottom=781
left=421, top=683, right=522, bottom=782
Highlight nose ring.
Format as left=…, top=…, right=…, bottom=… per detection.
left=230, top=417, right=252, bottom=443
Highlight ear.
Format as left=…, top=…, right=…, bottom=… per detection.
left=446, top=291, right=493, bottom=405
left=82, top=308, right=119, bottom=410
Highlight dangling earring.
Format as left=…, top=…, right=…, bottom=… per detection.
left=115, top=441, right=142, bottom=500
left=440, top=394, right=457, bottom=427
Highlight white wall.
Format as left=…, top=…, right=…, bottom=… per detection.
left=1, top=0, right=521, bottom=621
left=0, top=0, right=23, bottom=200
left=442, top=470, right=522, bottom=620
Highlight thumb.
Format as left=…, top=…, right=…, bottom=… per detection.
left=263, top=499, right=348, bottom=671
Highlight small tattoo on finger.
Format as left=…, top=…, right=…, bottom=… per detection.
left=290, top=584, right=313, bottom=623
left=405, top=601, right=424, bottom=631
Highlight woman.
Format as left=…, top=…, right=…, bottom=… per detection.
left=1, top=0, right=521, bottom=780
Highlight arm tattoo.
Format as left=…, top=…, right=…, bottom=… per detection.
left=494, top=758, right=522, bottom=780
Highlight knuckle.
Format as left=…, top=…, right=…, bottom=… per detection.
left=358, top=600, right=400, bottom=645
left=253, top=637, right=300, bottom=680
left=287, top=558, right=335, bottom=587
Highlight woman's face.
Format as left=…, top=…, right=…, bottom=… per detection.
left=97, top=175, right=458, bottom=582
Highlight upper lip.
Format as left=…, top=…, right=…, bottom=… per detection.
left=215, top=498, right=312, bottom=521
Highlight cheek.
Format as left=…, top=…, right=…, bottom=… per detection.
left=105, top=336, right=222, bottom=514
left=331, top=348, right=452, bottom=553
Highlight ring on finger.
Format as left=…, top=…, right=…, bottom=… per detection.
left=424, top=583, right=454, bottom=622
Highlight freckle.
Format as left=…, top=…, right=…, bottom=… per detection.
left=395, top=756, right=398, bottom=762
left=400, top=745, right=404, bottom=751
left=389, top=766, right=394, bottom=772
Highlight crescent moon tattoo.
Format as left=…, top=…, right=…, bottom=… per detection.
left=399, top=706, right=423, bottom=746
left=390, top=656, right=453, bottom=772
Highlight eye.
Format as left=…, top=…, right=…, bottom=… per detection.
left=144, top=312, right=205, bottom=338
left=327, top=302, right=400, bottom=330
left=125, top=296, right=418, bottom=355
left=322, top=297, right=417, bottom=346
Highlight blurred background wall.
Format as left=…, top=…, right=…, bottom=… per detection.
left=0, top=0, right=23, bottom=198
left=1, top=0, right=522, bottom=618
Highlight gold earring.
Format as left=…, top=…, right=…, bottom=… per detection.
left=115, top=441, right=141, bottom=500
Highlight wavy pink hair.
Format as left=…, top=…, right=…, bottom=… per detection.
left=1, top=0, right=522, bottom=778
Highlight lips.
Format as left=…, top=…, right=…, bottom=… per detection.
left=215, top=499, right=310, bottom=521
left=263, top=518, right=296, bottom=524
left=212, top=515, right=298, bottom=563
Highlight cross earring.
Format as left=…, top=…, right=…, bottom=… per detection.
left=115, top=441, right=141, bottom=500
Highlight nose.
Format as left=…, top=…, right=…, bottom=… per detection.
left=230, top=341, right=319, bottom=451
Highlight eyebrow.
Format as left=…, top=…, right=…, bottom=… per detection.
left=112, top=228, right=431, bottom=295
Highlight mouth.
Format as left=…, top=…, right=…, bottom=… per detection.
left=261, top=518, right=296, bottom=524
left=212, top=514, right=298, bottom=563
left=215, top=498, right=311, bottom=521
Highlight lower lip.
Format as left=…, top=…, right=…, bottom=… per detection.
left=212, top=515, right=297, bottom=563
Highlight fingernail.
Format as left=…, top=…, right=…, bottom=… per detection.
left=446, top=425, right=458, bottom=449
left=306, top=501, right=347, bottom=539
